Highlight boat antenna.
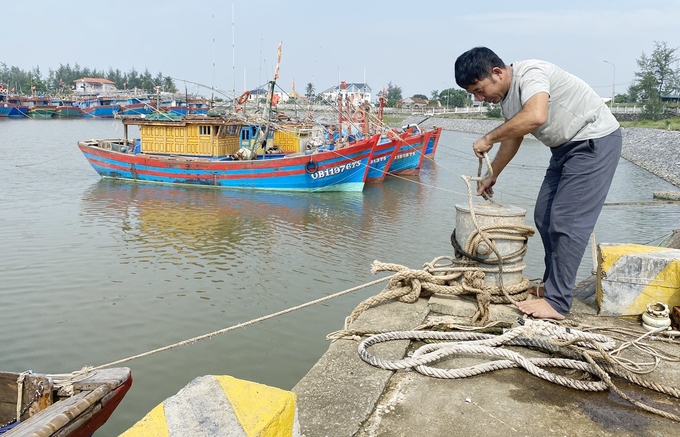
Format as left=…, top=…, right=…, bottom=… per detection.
left=231, top=1, right=236, bottom=109
left=211, top=11, right=216, bottom=104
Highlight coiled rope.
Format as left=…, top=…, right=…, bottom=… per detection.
left=358, top=319, right=680, bottom=422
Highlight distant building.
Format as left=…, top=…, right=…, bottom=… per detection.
left=319, top=82, right=372, bottom=105
left=247, top=88, right=269, bottom=102
left=400, top=97, right=429, bottom=109
left=661, top=93, right=680, bottom=103
left=246, top=87, right=290, bottom=103
left=73, top=78, right=117, bottom=94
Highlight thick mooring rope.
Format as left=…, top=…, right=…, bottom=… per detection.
left=342, top=155, right=536, bottom=326
left=344, top=258, right=532, bottom=327
left=357, top=319, right=680, bottom=422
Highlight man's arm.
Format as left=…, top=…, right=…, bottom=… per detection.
left=472, top=92, right=549, bottom=157
left=476, top=136, right=523, bottom=196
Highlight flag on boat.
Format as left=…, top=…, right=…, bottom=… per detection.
left=274, top=42, right=282, bottom=81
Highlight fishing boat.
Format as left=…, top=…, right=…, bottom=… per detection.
left=6, top=96, right=29, bottom=117
left=159, top=99, right=187, bottom=116
left=0, top=367, right=132, bottom=436
left=0, top=86, right=12, bottom=117
left=331, top=91, right=441, bottom=179
left=26, top=97, right=57, bottom=118
left=79, top=97, right=121, bottom=118
left=425, top=126, right=443, bottom=157
left=78, top=113, right=380, bottom=192
left=384, top=127, right=433, bottom=176
left=53, top=100, right=82, bottom=118
left=188, top=99, right=210, bottom=115
left=0, top=103, right=12, bottom=117
left=365, top=137, right=400, bottom=183
left=118, top=97, right=154, bottom=116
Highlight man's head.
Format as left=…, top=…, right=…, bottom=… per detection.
left=455, top=47, right=510, bottom=104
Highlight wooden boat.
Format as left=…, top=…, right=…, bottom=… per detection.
left=5, top=97, right=29, bottom=117
left=26, top=97, right=57, bottom=118
left=53, top=100, right=82, bottom=118
left=425, top=126, right=443, bottom=157
left=188, top=99, right=210, bottom=115
left=78, top=114, right=380, bottom=192
left=365, top=136, right=400, bottom=183
left=0, top=367, right=132, bottom=436
left=79, top=97, right=121, bottom=118
left=0, top=87, right=13, bottom=117
left=385, top=128, right=434, bottom=176
left=118, top=97, right=155, bottom=116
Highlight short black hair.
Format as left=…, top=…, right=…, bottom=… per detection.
left=454, top=47, right=506, bottom=89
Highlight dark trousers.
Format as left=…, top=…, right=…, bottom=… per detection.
left=534, top=129, right=622, bottom=315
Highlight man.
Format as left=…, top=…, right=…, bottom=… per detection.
left=454, top=47, right=622, bottom=320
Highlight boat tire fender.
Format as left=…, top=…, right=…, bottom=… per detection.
left=305, top=160, right=318, bottom=174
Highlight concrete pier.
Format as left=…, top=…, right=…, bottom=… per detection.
left=293, top=277, right=680, bottom=437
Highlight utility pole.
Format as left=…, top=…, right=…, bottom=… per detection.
left=604, top=60, right=616, bottom=109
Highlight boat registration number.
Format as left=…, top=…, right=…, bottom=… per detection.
left=310, top=160, right=362, bottom=179
left=395, top=151, right=416, bottom=160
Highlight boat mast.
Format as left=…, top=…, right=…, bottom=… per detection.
left=250, top=42, right=282, bottom=159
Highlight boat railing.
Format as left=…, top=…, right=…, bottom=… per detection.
left=97, top=139, right=136, bottom=154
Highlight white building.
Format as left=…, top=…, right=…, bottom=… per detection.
left=73, top=78, right=117, bottom=95
left=319, top=82, right=372, bottom=105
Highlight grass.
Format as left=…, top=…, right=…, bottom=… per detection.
left=620, top=117, right=680, bottom=131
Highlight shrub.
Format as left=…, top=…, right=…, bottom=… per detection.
left=487, top=107, right=502, bottom=118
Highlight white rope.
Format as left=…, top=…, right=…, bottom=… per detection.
left=357, top=319, right=680, bottom=421
left=357, top=320, right=613, bottom=391
left=87, top=275, right=393, bottom=371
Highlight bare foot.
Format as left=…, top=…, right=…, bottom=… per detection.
left=515, top=298, right=565, bottom=320
left=528, top=284, right=545, bottom=297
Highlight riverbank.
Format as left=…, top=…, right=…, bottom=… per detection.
left=402, top=117, right=680, bottom=188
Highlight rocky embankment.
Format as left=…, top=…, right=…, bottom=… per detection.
left=403, top=117, right=680, bottom=188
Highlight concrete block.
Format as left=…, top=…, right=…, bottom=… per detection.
left=121, top=375, right=300, bottom=437
left=596, top=243, right=680, bottom=316
left=429, top=294, right=522, bottom=324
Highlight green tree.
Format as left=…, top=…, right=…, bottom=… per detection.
left=614, top=93, right=630, bottom=104
left=630, top=41, right=680, bottom=120
left=430, top=89, right=439, bottom=100
left=413, top=94, right=427, bottom=100
left=439, top=88, right=470, bottom=107
left=386, top=82, right=402, bottom=106
left=305, top=82, right=315, bottom=98
left=163, top=76, right=177, bottom=93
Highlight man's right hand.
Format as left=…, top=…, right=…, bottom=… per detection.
left=477, top=176, right=497, bottom=198
left=472, top=136, right=494, bottom=158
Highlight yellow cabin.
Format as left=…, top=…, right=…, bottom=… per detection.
left=122, top=116, right=323, bottom=158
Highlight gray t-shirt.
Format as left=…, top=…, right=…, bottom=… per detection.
left=500, top=60, right=619, bottom=147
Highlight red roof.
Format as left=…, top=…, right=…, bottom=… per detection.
left=74, top=77, right=116, bottom=85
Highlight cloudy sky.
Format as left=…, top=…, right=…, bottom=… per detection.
left=4, top=0, right=679, bottom=99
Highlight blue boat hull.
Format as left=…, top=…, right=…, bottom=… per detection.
left=78, top=135, right=380, bottom=192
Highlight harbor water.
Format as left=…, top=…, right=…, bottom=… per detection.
left=1, top=118, right=679, bottom=436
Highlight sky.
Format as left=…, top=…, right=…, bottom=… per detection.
left=3, top=0, right=679, bottom=100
